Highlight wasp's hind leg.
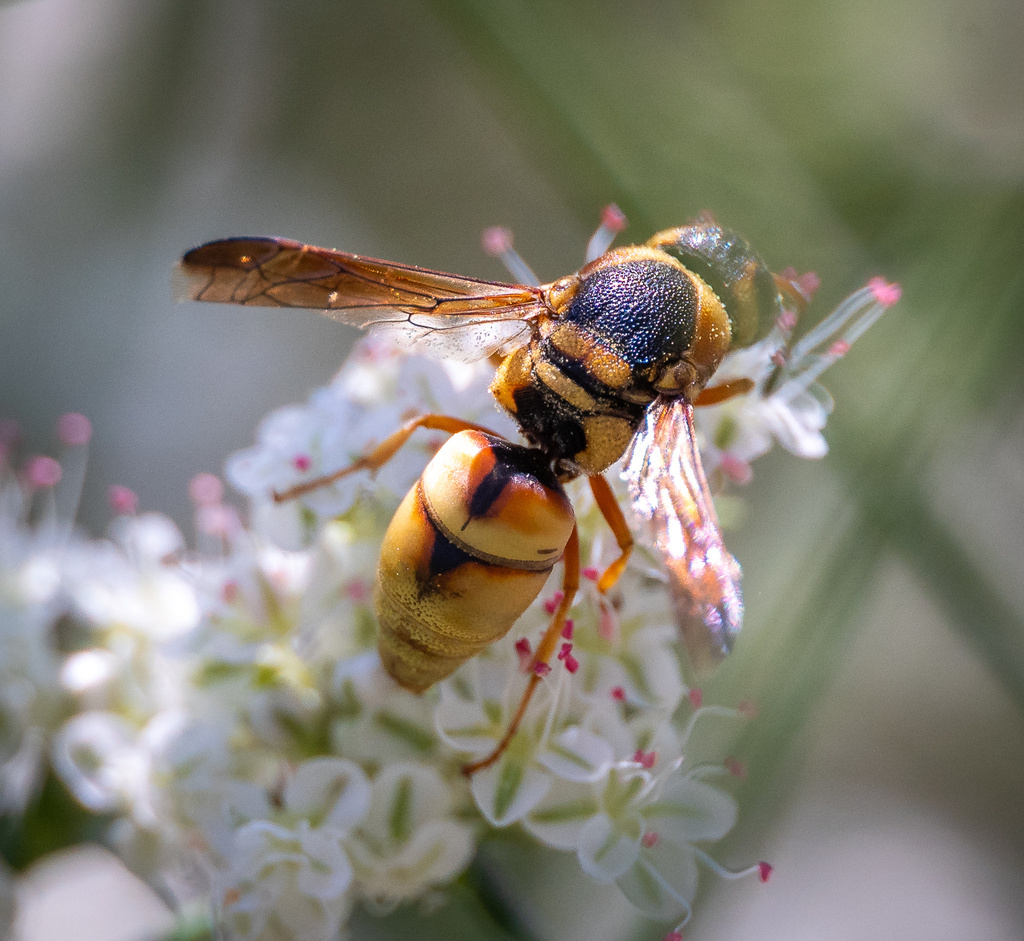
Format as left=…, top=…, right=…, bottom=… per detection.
left=273, top=413, right=503, bottom=502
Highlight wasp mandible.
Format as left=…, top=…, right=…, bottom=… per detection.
left=177, top=211, right=805, bottom=774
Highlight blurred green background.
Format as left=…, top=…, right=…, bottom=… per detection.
left=2, top=0, right=1023, bottom=939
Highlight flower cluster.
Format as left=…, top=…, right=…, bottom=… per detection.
left=0, top=218, right=898, bottom=941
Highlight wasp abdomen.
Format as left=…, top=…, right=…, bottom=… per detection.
left=375, top=431, right=575, bottom=693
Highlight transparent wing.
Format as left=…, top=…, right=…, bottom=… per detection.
left=622, top=396, right=742, bottom=669
left=175, top=236, right=546, bottom=362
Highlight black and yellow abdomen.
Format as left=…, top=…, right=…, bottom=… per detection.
left=375, top=430, right=575, bottom=692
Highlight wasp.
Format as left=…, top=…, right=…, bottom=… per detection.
left=176, top=212, right=802, bottom=774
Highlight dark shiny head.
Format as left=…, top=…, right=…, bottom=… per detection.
left=648, top=216, right=785, bottom=348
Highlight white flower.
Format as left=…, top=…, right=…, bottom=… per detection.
left=348, top=762, right=475, bottom=907
left=214, top=758, right=370, bottom=941
left=694, top=278, right=901, bottom=484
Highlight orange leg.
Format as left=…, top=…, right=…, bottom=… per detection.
left=693, top=377, right=755, bottom=407
left=273, top=413, right=502, bottom=502
left=587, top=474, right=634, bottom=594
left=463, top=524, right=580, bottom=777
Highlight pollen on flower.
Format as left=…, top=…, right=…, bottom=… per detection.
left=189, top=472, right=224, bottom=507
left=868, top=277, right=902, bottom=307
left=534, top=661, right=552, bottom=677
left=688, top=688, right=703, bottom=708
left=561, top=619, right=574, bottom=639
left=515, top=637, right=533, bottom=672
left=581, top=566, right=599, bottom=582
left=557, top=643, right=579, bottom=673
left=632, top=749, right=657, bottom=769
left=108, top=484, right=138, bottom=515
left=642, top=831, right=659, bottom=848
left=827, top=340, right=851, bottom=358
left=57, top=412, right=92, bottom=447
left=759, top=861, right=773, bottom=883
left=292, top=453, right=312, bottom=472
left=543, top=591, right=564, bottom=615
left=610, top=686, right=626, bottom=702
left=24, top=455, right=62, bottom=489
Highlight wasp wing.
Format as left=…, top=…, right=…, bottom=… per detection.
left=622, top=396, right=742, bottom=670
left=174, top=236, right=545, bottom=362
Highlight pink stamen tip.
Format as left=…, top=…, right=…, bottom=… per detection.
left=601, top=204, right=627, bottom=232
left=632, top=749, right=656, bottom=769
left=57, top=412, right=92, bottom=446
left=719, top=453, right=753, bottom=486
left=688, top=688, right=703, bottom=708
left=197, top=504, right=239, bottom=538
left=557, top=642, right=572, bottom=660
left=543, top=591, right=564, bottom=615
left=515, top=638, right=533, bottom=672
left=664, top=933, right=683, bottom=941
left=827, top=340, right=851, bottom=358
left=189, top=472, right=224, bottom=507
left=724, top=756, right=747, bottom=778
left=610, top=686, right=626, bottom=702
left=292, top=453, right=312, bottom=472
left=642, top=831, right=659, bottom=848
left=738, top=699, right=758, bottom=719
left=561, top=620, right=574, bottom=639
left=534, top=661, right=552, bottom=677
left=776, top=309, right=798, bottom=331
left=482, top=226, right=514, bottom=257
left=796, top=271, right=821, bottom=299
left=598, top=604, right=617, bottom=640
left=868, top=277, right=902, bottom=308
left=24, top=455, right=62, bottom=489
left=564, top=653, right=579, bottom=673
left=222, top=580, right=239, bottom=603
left=108, top=485, right=138, bottom=515
left=758, top=861, right=773, bottom=883
left=346, top=578, right=370, bottom=602
left=582, top=566, right=599, bottom=581
left=770, top=350, right=787, bottom=368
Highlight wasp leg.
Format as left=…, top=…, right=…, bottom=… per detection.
left=462, top=524, right=580, bottom=777
left=273, top=413, right=503, bottom=502
left=692, top=378, right=756, bottom=407
left=587, top=474, right=634, bottom=594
